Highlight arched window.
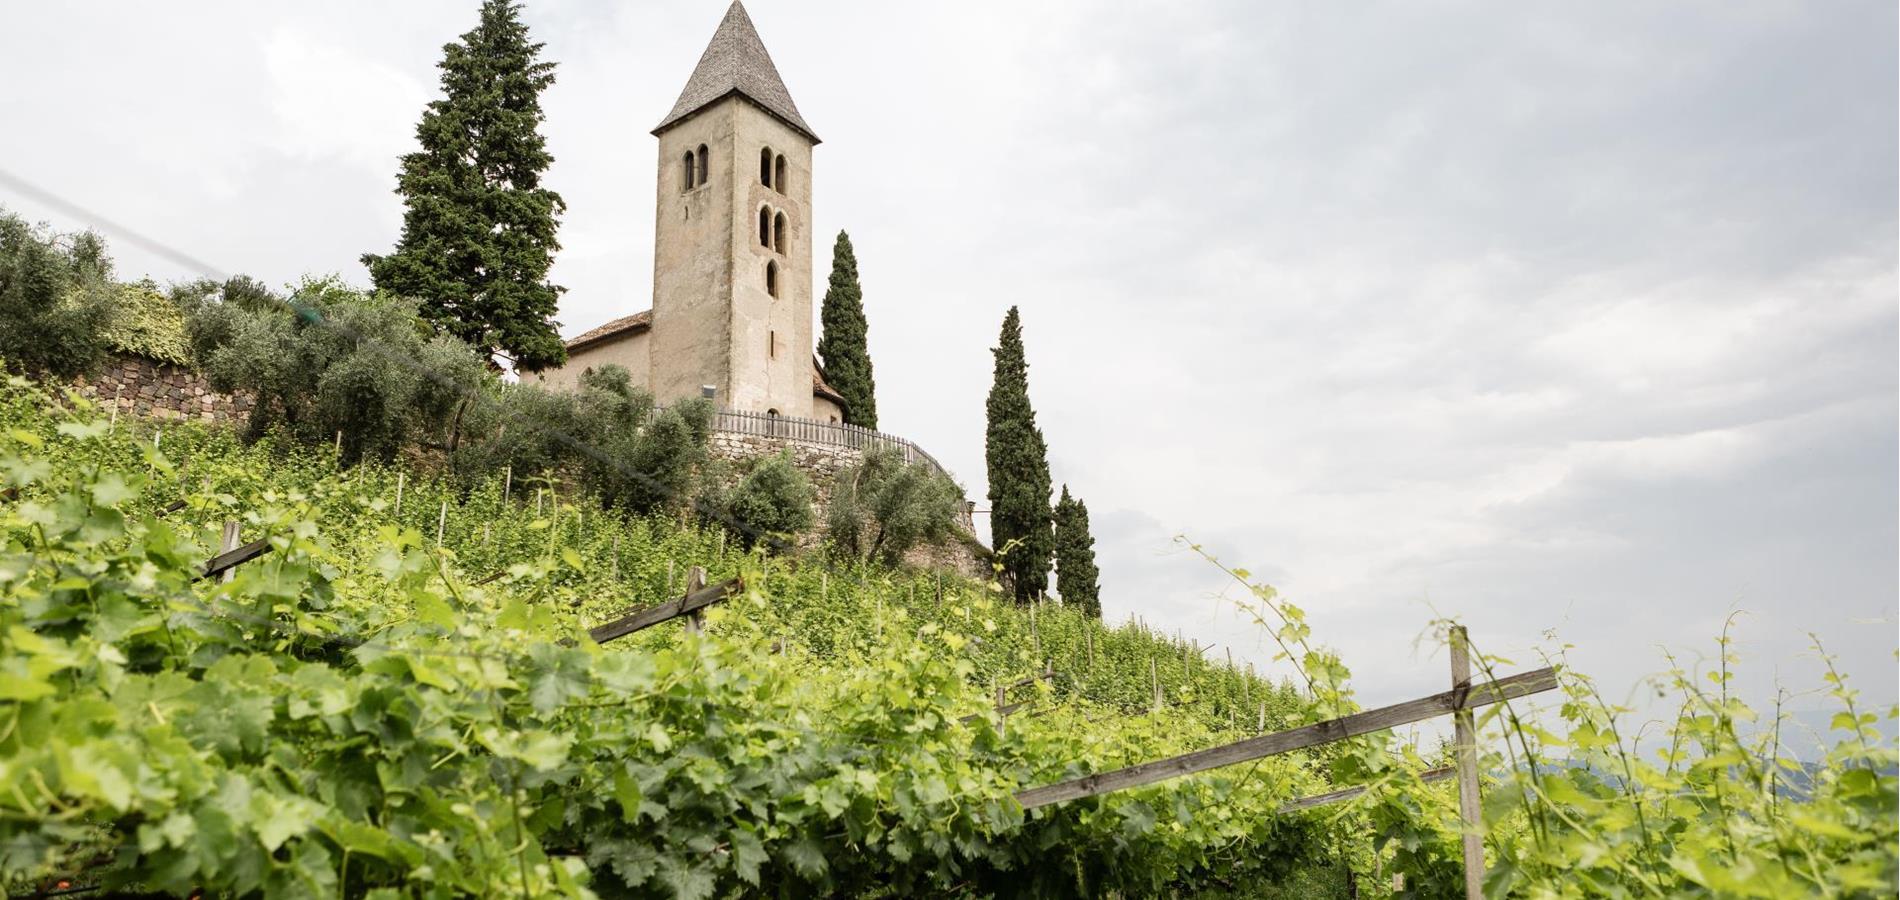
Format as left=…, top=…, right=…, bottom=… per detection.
left=775, top=154, right=788, bottom=194
left=696, top=144, right=709, bottom=186
left=773, top=212, right=787, bottom=253
left=758, top=207, right=772, bottom=247
left=681, top=151, right=695, bottom=191
left=760, top=147, right=773, bottom=187
left=765, top=260, right=778, bottom=298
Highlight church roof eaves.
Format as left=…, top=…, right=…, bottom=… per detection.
left=565, top=310, right=651, bottom=353
left=653, top=1, right=820, bottom=145
left=812, top=358, right=848, bottom=409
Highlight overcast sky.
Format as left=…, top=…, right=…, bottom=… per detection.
left=3, top=1, right=1894, bottom=735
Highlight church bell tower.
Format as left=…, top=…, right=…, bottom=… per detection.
left=648, top=1, right=820, bottom=416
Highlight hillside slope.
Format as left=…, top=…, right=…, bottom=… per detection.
left=0, top=375, right=1407, bottom=898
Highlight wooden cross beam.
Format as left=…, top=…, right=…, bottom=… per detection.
left=195, top=538, right=272, bottom=582
left=586, top=577, right=743, bottom=644
left=1013, top=666, right=1558, bottom=810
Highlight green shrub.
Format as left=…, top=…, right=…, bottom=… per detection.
left=448, top=366, right=715, bottom=518
left=826, top=446, right=963, bottom=565
left=723, top=451, right=815, bottom=550
left=99, top=279, right=192, bottom=365
left=187, top=275, right=490, bottom=464
left=0, top=377, right=1326, bottom=898
left=0, top=209, right=116, bottom=378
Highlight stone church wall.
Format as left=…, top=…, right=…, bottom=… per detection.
left=71, top=353, right=253, bottom=423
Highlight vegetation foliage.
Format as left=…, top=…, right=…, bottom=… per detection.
left=825, top=447, right=963, bottom=567
left=99, top=280, right=193, bottom=366
left=187, top=276, right=486, bottom=465
left=719, top=451, right=816, bottom=551
left=0, top=209, right=117, bottom=379
left=1052, top=484, right=1101, bottom=618
left=984, top=306, right=1054, bottom=604
left=817, top=231, right=878, bottom=429
left=0, top=368, right=1892, bottom=898
left=361, top=0, right=568, bottom=372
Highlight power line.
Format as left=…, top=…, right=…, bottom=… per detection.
left=0, top=166, right=792, bottom=552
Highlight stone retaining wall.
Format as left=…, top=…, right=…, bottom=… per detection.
left=72, top=353, right=252, bottom=423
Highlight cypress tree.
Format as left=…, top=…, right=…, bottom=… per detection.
left=985, top=306, right=1053, bottom=604
left=1053, top=485, right=1102, bottom=618
left=817, top=231, right=877, bottom=428
left=363, top=0, right=568, bottom=372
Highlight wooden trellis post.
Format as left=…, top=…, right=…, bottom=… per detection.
left=395, top=473, right=405, bottom=514
left=436, top=501, right=447, bottom=546
left=219, top=521, right=240, bottom=584
left=683, top=566, right=708, bottom=635
left=1450, top=626, right=1485, bottom=899
left=1150, top=657, right=1162, bottom=711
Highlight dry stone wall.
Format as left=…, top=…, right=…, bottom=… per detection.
left=72, top=353, right=252, bottom=423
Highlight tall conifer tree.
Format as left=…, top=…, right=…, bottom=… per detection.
left=985, top=306, right=1053, bottom=603
left=817, top=231, right=877, bottom=428
left=1053, top=485, right=1101, bottom=618
left=364, top=0, right=567, bottom=372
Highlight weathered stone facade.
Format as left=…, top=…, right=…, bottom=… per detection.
left=535, top=4, right=830, bottom=419
left=708, top=431, right=986, bottom=577
left=71, top=353, right=252, bottom=422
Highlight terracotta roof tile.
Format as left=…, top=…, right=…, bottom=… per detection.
left=565, top=310, right=651, bottom=351
left=813, top=359, right=847, bottom=406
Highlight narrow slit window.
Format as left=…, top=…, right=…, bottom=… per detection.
left=696, top=144, right=709, bottom=186
left=773, top=212, right=787, bottom=253
left=769, top=330, right=777, bottom=358
left=765, top=260, right=779, bottom=297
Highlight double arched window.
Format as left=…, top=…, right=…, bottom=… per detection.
left=682, top=144, right=710, bottom=192
left=759, top=206, right=789, bottom=253
left=759, top=146, right=789, bottom=193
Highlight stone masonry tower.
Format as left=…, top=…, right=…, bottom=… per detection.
left=649, top=2, right=820, bottom=417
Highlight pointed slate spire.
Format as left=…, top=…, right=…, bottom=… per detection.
left=654, top=1, right=819, bottom=143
